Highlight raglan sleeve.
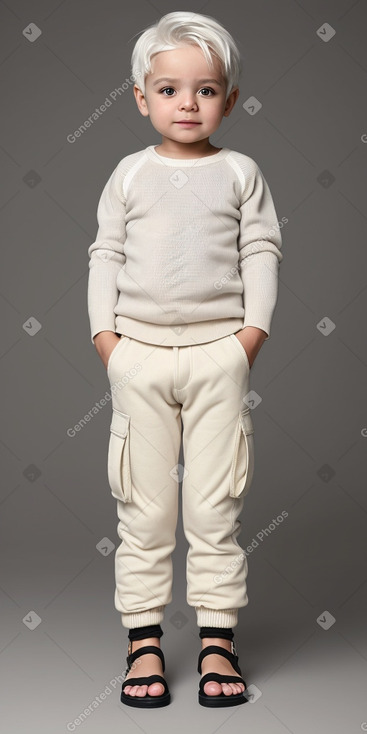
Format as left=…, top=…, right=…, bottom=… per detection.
left=87, top=162, right=127, bottom=344
left=238, top=159, right=283, bottom=340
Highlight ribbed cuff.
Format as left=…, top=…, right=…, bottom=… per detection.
left=195, top=606, right=239, bottom=628
left=121, top=606, right=165, bottom=629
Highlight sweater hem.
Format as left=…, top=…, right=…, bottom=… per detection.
left=115, top=316, right=245, bottom=346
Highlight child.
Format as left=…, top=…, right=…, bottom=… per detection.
left=87, top=11, right=283, bottom=709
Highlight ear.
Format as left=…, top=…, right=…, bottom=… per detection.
left=133, top=84, right=150, bottom=117
left=223, top=87, right=240, bottom=117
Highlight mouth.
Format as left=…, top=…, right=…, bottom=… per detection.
left=175, top=121, right=201, bottom=125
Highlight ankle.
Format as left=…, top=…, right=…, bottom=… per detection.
left=130, top=636, right=161, bottom=653
left=201, top=637, right=232, bottom=651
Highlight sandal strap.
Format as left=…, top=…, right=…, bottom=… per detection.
left=121, top=673, right=169, bottom=694
left=126, top=645, right=165, bottom=673
left=197, top=644, right=242, bottom=676
left=199, top=671, right=246, bottom=694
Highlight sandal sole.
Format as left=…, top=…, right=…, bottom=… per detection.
left=121, top=690, right=171, bottom=708
left=198, top=691, right=247, bottom=707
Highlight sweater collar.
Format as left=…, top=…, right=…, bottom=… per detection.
left=145, top=145, right=230, bottom=166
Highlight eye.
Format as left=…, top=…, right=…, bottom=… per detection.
left=199, top=88, right=215, bottom=96
left=159, top=87, right=216, bottom=97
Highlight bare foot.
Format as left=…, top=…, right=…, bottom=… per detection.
left=123, top=637, right=165, bottom=698
left=200, top=637, right=245, bottom=697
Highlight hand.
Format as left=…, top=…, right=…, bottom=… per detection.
left=93, top=331, right=121, bottom=370
left=234, top=326, right=268, bottom=369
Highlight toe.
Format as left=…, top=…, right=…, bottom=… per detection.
left=148, top=682, right=165, bottom=696
left=135, top=685, right=149, bottom=697
left=127, top=684, right=139, bottom=696
left=230, top=683, right=241, bottom=694
left=221, top=682, right=233, bottom=696
left=203, top=680, right=223, bottom=696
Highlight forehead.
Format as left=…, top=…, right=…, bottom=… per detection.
left=148, top=45, right=224, bottom=79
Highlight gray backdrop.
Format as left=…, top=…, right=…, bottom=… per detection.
left=1, top=0, right=366, bottom=732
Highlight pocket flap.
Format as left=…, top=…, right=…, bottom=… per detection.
left=107, top=409, right=132, bottom=502
left=110, top=409, right=130, bottom=439
left=240, top=408, right=254, bottom=435
left=229, top=408, right=255, bottom=499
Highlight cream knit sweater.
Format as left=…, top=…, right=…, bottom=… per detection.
left=87, top=145, right=283, bottom=346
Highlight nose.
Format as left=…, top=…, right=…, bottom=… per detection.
left=178, top=91, right=198, bottom=110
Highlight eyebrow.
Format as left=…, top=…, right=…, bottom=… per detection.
left=152, top=77, right=223, bottom=86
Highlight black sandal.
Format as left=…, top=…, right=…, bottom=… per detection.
left=198, top=638, right=248, bottom=707
left=120, top=640, right=171, bottom=708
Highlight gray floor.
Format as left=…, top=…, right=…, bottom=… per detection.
left=1, top=439, right=366, bottom=733
left=1, top=0, right=367, bottom=732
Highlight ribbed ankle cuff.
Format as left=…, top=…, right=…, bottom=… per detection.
left=195, top=607, right=238, bottom=628
left=121, top=606, right=165, bottom=629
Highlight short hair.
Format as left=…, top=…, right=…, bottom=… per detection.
left=130, top=11, right=242, bottom=101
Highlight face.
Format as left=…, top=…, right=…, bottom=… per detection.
left=133, top=45, right=239, bottom=152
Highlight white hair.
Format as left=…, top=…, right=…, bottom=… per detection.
left=130, top=11, right=242, bottom=101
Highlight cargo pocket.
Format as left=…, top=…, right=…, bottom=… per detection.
left=229, top=407, right=255, bottom=498
left=107, top=408, right=132, bottom=502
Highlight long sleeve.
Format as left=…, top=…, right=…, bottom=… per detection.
left=238, top=160, right=283, bottom=340
left=87, top=163, right=127, bottom=343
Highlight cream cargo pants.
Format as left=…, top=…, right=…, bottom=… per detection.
left=106, top=332, right=255, bottom=629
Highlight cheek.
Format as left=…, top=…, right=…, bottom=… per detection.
left=148, top=102, right=165, bottom=120
left=207, top=102, right=225, bottom=119
left=153, top=99, right=170, bottom=115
